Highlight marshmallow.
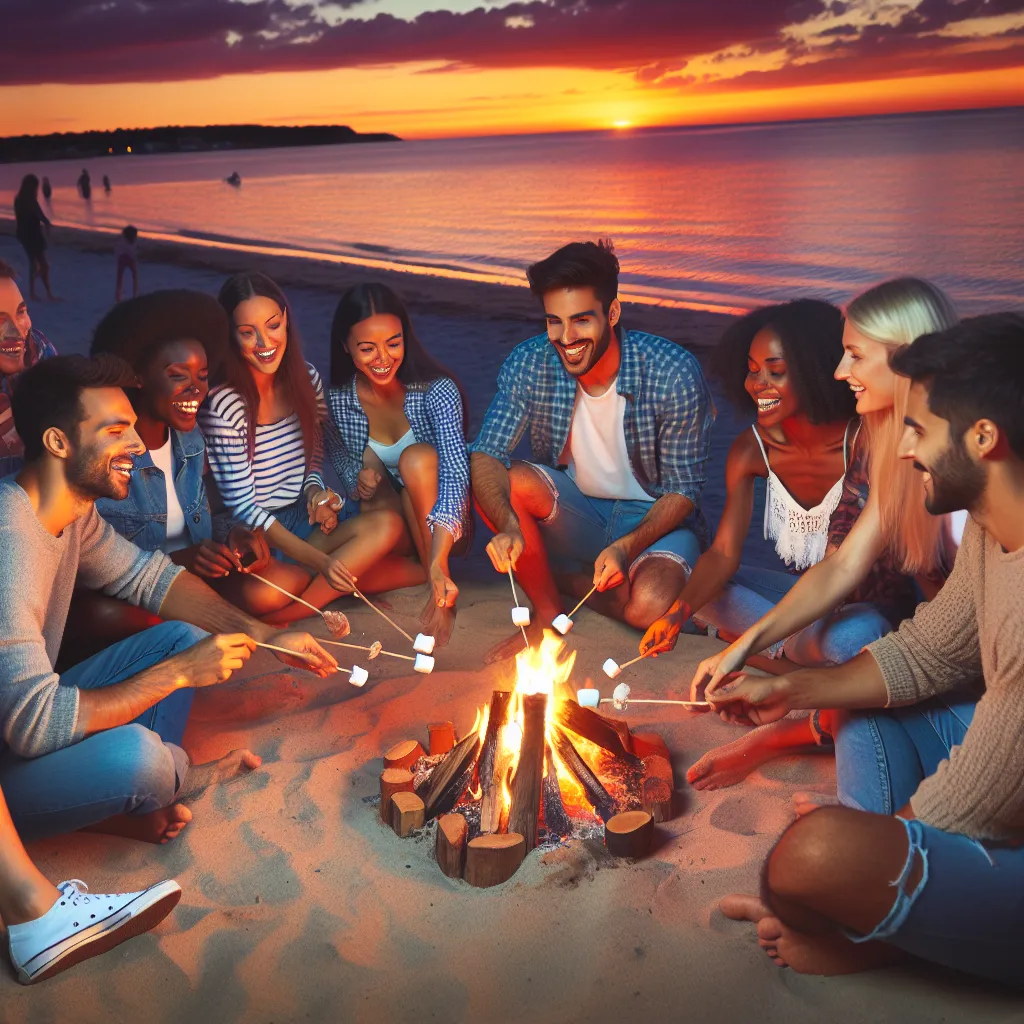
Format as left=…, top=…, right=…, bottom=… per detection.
left=349, top=665, right=368, bottom=687
left=552, top=613, right=573, bottom=635
left=414, top=653, right=435, bottom=674
left=511, top=606, right=531, bottom=627
left=368, top=641, right=383, bottom=660
left=602, top=658, right=621, bottom=679
left=414, top=633, right=436, bottom=655
left=612, top=682, right=631, bottom=711
left=576, top=687, right=601, bottom=708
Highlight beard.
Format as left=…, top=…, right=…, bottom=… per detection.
left=66, top=444, right=129, bottom=502
left=920, top=443, right=986, bottom=516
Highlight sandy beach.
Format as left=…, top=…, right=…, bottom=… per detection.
left=0, top=223, right=1020, bottom=1024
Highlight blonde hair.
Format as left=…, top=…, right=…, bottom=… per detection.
left=846, top=278, right=959, bottom=576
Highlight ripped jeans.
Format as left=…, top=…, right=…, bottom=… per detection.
left=832, top=698, right=1024, bottom=988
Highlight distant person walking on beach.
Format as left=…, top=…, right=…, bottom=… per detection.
left=201, top=272, right=412, bottom=622
left=470, top=240, right=714, bottom=662
left=77, top=168, right=91, bottom=200
left=327, top=283, right=470, bottom=646
left=40, top=177, right=51, bottom=203
left=114, top=225, right=139, bottom=301
left=102, top=174, right=111, bottom=194
left=0, top=259, right=57, bottom=477
left=13, top=175, right=55, bottom=301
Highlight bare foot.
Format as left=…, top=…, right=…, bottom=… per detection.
left=179, top=748, right=262, bottom=801
left=792, top=791, right=837, bottom=817
left=484, top=625, right=541, bottom=664
left=84, top=803, right=193, bottom=845
left=687, top=732, right=775, bottom=790
left=720, top=893, right=906, bottom=975
left=420, top=595, right=457, bottom=648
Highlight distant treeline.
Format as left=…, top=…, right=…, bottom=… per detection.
left=0, top=124, right=401, bottom=163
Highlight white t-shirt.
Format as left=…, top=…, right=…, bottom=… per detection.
left=149, top=437, right=189, bottom=552
left=566, top=380, right=652, bottom=502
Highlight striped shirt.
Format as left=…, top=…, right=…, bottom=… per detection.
left=198, top=363, right=327, bottom=531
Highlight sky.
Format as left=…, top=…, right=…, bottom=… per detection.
left=2, top=0, right=1022, bottom=138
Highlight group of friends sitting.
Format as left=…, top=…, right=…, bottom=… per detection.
left=0, top=239, right=1021, bottom=991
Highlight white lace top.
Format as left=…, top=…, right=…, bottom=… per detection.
left=754, top=420, right=856, bottom=572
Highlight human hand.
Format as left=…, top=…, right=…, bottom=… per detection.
left=593, top=544, right=629, bottom=592
left=227, top=526, right=272, bottom=573
left=306, top=487, right=343, bottom=534
left=485, top=527, right=525, bottom=574
left=705, top=672, right=793, bottom=726
left=324, top=553, right=358, bottom=593
left=356, top=469, right=381, bottom=501
left=266, top=631, right=339, bottom=678
left=191, top=539, right=243, bottom=579
left=688, top=638, right=752, bottom=705
left=174, top=633, right=256, bottom=688
left=639, top=602, right=690, bottom=658
left=429, top=564, right=459, bottom=610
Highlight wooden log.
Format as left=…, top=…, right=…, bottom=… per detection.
left=631, top=731, right=671, bottom=761
left=643, top=754, right=674, bottom=789
left=464, top=833, right=526, bottom=888
left=423, top=731, right=481, bottom=818
left=556, top=701, right=642, bottom=765
left=541, top=743, right=572, bottom=838
left=428, top=721, right=457, bottom=756
left=383, top=739, right=425, bottom=771
left=379, top=768, right=415, bottom=823
left=434, top=813, right=468, bottom=879
left=642, top=777, right=673, bottom=823
left=389, top=791, right=426, bottom=837
left=608, top=716, right=634, bottom=755
left=508, top=693, right=547, bottom=850
left=605, top=810, right=654, bottom=858
left=478, top=690, right=513, bottom=834
left=551, top=727, right=617, bottom=823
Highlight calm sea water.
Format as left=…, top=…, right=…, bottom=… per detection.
left=5, top=107, right=1023, bottom=314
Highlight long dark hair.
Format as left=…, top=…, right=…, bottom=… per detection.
left=330, top=282, right=469, bottom=437
left=216, top=271, right=321, bottom=460
left=15, top=174, right=39, bottom=211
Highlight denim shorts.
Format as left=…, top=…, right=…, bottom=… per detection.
left=529, top=465, right=701, bottom=581
left=268, top=496, right=356, bottom=561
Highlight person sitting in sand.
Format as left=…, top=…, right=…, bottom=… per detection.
left=470, top=240, right=713, bottom=661
left=13, top=175, right=55, bottom=302
left=326, top=283, right=471, bottom=646
left=58, top=290, right=315, bottom=665
left=114, top=225, right=139, bottom=302
left=712, top=313, right=1024, bottom=989
left=201, top=272, right=407, bottom=620
left=0, top=354, right=336, bottom=845
left=683, top=278, right=964, bottom=791
left=0, top=781, right=181, bottom=985
left=0, top=260, right=57, bottom=478
left=640, top=299, right=892, bottom=674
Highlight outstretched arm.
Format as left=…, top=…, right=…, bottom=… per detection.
left=471, top=451, right=524, bottom=572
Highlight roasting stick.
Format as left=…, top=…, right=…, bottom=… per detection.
left=567, top=584, right=598, bottom=620
left=600, top=698, right=711, bottom=709
left=552, top=583, right=599, bottom=635
left=255, top=641, right=319, bottom=662
left=506, top=567, right=530, bottom=647
left=351, top=589, right=414, bottom=643
left=319, top=638, right=413, bottom=662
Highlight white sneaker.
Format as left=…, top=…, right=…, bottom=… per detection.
left=8, top=878, right=182, bottom=985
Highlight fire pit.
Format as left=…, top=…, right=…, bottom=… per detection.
left=378, top=634, right=678, bottom=886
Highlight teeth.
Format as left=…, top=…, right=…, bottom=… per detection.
left=850, top=385, right=865, bottom=393
left=254, top=348, right=278, bottom=361
left=757, top=397, right=781, bottom=411
left=564, top=345, right=586, bottom=357
left=173, top=401, right=200, bottom=413
left=371, top=366, right=391, bottom=375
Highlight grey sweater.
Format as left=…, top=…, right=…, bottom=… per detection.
left=0, top=478, right=183, bottom=759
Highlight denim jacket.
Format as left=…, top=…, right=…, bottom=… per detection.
left=96, top=426, right=212, bottom=552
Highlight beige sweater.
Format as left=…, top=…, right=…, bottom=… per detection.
left=867, top=516, right=1024, bottom=840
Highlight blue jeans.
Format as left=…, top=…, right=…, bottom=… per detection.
left=530, top=466, right=702, bottom=581
left=0, top=621, right=205, bottom=841
left=693, top=565, right=892, bottom=665
left=832, top=698, right=1024, bottom=988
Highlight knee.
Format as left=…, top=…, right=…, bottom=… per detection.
left=820, top=608, right=891, bottom=665
left=398, top=443, right=438, bottom=485
left=364, top=508, right=406, bottom=547
left=156, top=620, right=209, bottom=654
left=765, top=807, right=853, bottom=905
left=114, top=725, right=178, bottom=802
left=623, top=562, right=685, bottom=628
left=507, top=462, right=554, bottom=518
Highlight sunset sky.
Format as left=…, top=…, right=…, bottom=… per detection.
left=3, top=0, right=1022, bottom=138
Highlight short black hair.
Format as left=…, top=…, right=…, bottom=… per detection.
left=891, top=312, right=1024, bottom=459
left=526, top=239, right=619, bottom=312
left=12, top=354, right=138, bottom=461
left=122, top=225, right=138, bottom=243
left=711, top=299, right=854, bottom=424
left=90, top=289, right=228, bottom=376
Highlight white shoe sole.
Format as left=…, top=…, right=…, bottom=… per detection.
left=16, top=880, right=182, bottom=985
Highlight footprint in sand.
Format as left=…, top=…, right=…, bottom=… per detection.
left=708, top=795, right=776, bottom=837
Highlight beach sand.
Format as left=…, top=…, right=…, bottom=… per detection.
left=1, top=224, right=1020, bottom=1023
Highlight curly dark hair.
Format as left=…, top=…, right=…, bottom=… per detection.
left=711, top=299, right=854, bottom=425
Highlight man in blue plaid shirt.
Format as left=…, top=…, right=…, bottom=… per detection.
left=470, top=240, right=714, bottom=661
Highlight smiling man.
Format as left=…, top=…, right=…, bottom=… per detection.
left=0, top=354, right=337, bottom=845
left=470, top=240, right=713, bottom=660
left=705, top=313, right=1024, bottom=987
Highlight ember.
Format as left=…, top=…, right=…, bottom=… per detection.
left=379, top=631, right=678, bottom=886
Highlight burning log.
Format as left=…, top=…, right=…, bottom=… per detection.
left=464, top=833, right=526, bottom=888
left=605, top=810, right=654, bottom=858
left=380, top=769, right=415, bottom=823
left=642, top=779, right=673, bottom=822
left=541, top=743, right=572, bottom=838
left=389, top=792, right=426, bottom=837
left=551, top=727, right=617, bottom=823
left=477, top=690, right=513, bottom=834
left=383, top=739, right=425, bottom=771
left=423, top=731, right=481, bottom=819
left=435, top=813, right=468, bottom=878
left=508, top=693, right=547, bottom=850
left=428, top=721, right=457, bottom=756
left=556, top=701, right=642, bottom=766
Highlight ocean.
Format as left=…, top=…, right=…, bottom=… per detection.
left=4, top=106, right=1023, bottom=314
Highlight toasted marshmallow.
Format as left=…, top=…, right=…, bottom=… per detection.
left=612, top=682, right=630, bottom=710
left=414, top=653, right=435, bottom=674
left=349, top=665, right=368, bottom=687
left=414, top=633, right=435, bottom=655
left=511, top=606, right=531, bottom=627
left=552, top=613, right=573, bottom=635
left=602, top=658, right=621, bottom=679
left=576, top=687, right=601, bottom=708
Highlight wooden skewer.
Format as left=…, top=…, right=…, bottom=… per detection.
left=319, top=638, right=414, bottom=662
left=567, top=584, right=598, bottom=621
left=599, top=697, right=710, bottom=709
left=616, top=653, right=649, bottom=672
left=507, top=567, right=529, bottom=647
left=250, top=572, right=322, bottom=617
left=352, top=589, right=414, bottom=643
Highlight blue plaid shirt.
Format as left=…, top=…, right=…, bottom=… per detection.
left=326, top=376, right=470, bottom=541
left=468, top=329, right=714, bottom=542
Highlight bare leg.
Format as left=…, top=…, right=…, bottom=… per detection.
left=129, top=262, right=138, bottom=298
left=0, top=785, right=61, bottom=927
left=37, top=254, right=54, bottom=300
left=212, top=559, right=313, bottom=617
left=720, top=807, right=914, bottom=975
